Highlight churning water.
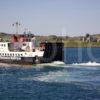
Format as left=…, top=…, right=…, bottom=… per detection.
left=0, top=48, right=100, bottom=100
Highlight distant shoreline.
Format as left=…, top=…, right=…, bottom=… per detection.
left=1, top=32, right=100, bottom=48
left=64, top=41, right=100, bottom=47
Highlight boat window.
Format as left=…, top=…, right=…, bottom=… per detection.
left=23, top=43, right=26, bottom=46
left=8, top=43, right=24, bottom=52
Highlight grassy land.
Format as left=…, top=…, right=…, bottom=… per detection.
left=64, top=41, right=100, bottom=47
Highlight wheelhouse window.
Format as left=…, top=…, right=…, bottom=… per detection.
left=12, top=54, right=14, bottom=56
left=18, top=54, right=20, bottom=56
left=7, top=54, right=9, bottom=56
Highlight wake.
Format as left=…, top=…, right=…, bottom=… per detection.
left=38, top=61, right=66, bottom=67
left=72, top=61, right=100, bottom=66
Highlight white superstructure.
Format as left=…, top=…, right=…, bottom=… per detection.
left=0, top=42, right=44, bottom=60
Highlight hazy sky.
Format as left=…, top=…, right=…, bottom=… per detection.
left=0, top=0, right=100, bottom=36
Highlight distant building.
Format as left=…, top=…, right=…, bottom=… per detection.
left=82, top=34, right=97, bottom=42
left=96, top=37, right=100, bottom=42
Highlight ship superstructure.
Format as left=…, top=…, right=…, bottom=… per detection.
left=0, top=22, right=64, bottom=65
left=0, top=34, right=45, bottom=64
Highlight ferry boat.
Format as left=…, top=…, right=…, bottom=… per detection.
left=0, top=34, right=64, bottom=65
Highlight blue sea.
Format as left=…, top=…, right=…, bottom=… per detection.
left=0, top=48, right=100, bottom=100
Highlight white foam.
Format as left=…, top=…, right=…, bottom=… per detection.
left=20, top=70, right=69, bottom=82
left=72, top=61, right=100, bottom=66
left=52, top=61, right=65, bottom=65
left=38, top=61, right=66, bottom=67
left=20, top=62, right=100, bottom=83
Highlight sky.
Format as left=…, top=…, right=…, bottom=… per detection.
left=0, top=0, right=100, bottom=36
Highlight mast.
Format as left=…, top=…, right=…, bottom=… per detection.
left=12, top=22, right=21, bottom=34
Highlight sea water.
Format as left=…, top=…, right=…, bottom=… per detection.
left=0, top=48, right=100, bottom=100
